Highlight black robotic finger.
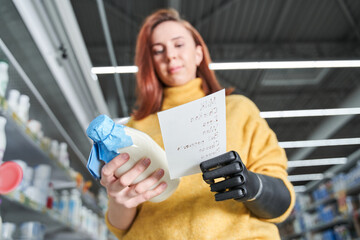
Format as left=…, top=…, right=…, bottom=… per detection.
left=200, top=151, right=237, bottom=172
left=215, top=188, right=245, bottom=201
left=202, top=162, right=242, bottom=182
left=210, top=175, right=245, bottom=192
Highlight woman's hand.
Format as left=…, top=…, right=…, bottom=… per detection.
left=100, top=153, right=168, bottom=209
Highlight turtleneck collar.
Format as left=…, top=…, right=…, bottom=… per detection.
left=161, top=78, right=205, bottom=111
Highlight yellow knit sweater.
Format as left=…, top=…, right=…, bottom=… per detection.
left=105, top=78, right=295, bottom=240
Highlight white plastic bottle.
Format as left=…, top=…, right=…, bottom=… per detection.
left=17, top=94, right=30, bottom=123
left=87, top=114, right=180, bottom=203
left=68, top=189, right=82, bottom=226
left=80, top=206, right=88, bottom=232
left=115, top=126, right=180, bottom=202
left=0, top=116, right=6, bottom=164
left=58, top=190, right=69, bottom=221
left=0, top=61, right=9, bottom=98
left=50, top=140, right=59, bottom=159
left=7, top=89, right=20, bottom=114
left=58, top=142, right=70, bottom=167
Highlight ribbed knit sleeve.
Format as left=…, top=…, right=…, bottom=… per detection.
left=105, top=211, right=126, bottom=239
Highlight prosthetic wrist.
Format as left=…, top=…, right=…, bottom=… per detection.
left=200, top=151, right=291, bottom=219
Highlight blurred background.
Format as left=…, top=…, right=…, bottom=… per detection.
left=0, top=0, right=360, bottom=239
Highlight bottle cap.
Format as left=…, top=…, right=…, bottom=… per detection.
left=86, top=114, right=132, bottom=152
left=86, top=115, right=133, bottom=179
left=0, top=61, right=9, bottom=70
left=0, top=161, right=23, bottom=194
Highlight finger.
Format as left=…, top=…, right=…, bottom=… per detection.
left=100, top=153, right=130, bottom=186
left=215, top=188, right=245, bottom=201
left=210, top=175, right=244, bottom=192
left=127, top=169, right=165, bottom=197
left=105, top=157, right=151, bottom=196
left=117, top=158, right=151, bottom=187
left=202, top=162, right=242, bottom=182
left=107, top=182, right=130, bottom=197
left=200, top=151, right=237, bottom=172
left=126, top=182, right=167, bottom=207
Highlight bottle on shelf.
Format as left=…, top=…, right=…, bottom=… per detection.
left=50, top=140, right=59, bottom=159
left=0, top=116, right=6, bottom=164
left=0, top=118, right=23, bottom=195
left=58, top=142, right=70, bottom=168
left=68, top=189, right=82, bottom=226
left=0, top=60, right=9, bottom=99
left=46, top=182, right=55, bottom=209
left=7, top=89, right=20, bottom=114
left=27, top=119, right=43, bottom=142
left=17, top=94, right=30, bottom=123
left=58, top=190, right=69, bottom=222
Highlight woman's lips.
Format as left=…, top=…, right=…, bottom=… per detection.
left=169, top=66, right=182, bottom=74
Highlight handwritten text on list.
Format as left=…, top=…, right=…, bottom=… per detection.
left=157, top=89, right=226, bottom=179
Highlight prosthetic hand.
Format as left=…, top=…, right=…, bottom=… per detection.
left=200, top=151, right=291, bottom=219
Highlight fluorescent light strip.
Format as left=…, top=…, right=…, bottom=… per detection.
left=288, top=173, right=324, bottom=182
left=293, top=185, right=307, bottom=192
left=209, top=60, right=360, bottom=70
left=260, top=108, right=360, bottom=118
left=91, top=66, right=138, bottom=74
left=91, top=60, right=360, bottom=74
left=288, top=157, right=347, bottom=167
left=279, top=137, right=360, bottom=148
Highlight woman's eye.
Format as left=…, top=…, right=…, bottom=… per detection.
left=153, top=48, right=164, bottom=55
left=175, top=43, right=184, bottom=48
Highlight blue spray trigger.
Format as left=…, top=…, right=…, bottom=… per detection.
left=86, top=115, right=133, bottom=179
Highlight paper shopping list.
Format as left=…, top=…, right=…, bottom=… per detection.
left=157, top=89, right=226, bottom=179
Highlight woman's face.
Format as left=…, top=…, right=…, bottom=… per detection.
left=151, top=21, right=203, bottom=87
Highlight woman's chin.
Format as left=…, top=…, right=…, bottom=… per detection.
left=165, top=76, right=193, bottom=87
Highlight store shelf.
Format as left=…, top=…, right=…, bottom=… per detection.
left=0, top=104, right=105, bottom=237
left=281, top=215, right=352, bottom=239
left=346, top=182, right=360, bottom=196
left=309, top=216, right=350, bottom=233
left=81, top=191, right=104, bottom=217
left=281, top=231, right=304, bottom=240
left=286, top=181, right=360, bottom=220
left=1, top=100, right=104, bottom=213
left=280, top=182, right=360, bottom=239
left=1, top=107, right=73, bottom=182
left=303, top=195, right=337, bottom=213
left=1, top=190, right=103, bottom=240
left=0, top=13, right=108, bottom=238
left=279, top=172, right=360, bottom=239
left=1, top=193, right=87, bottom=237
left=2, top=192, right=59, bottom=224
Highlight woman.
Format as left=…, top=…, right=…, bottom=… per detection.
left=100, top=9, right=295, bottom=240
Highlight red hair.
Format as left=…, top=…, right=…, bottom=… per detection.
left=133, top=9, right=232, bottom=120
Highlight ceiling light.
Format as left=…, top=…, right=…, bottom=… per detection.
left=209, top=60, right=360, bottom=70
left=260, top=107, right=360, bottom=118
left=293, top=185, right=307, bottom=192
left=91, top=60, right=360, bottom=74
left=91, top=66, right=138, bottom=74
left=288, top=173, right=324, bottom=182
left=261, top=68, right=327, bottom=86
left=279, top=137, right=360, bottom=148
left=288, top=157, right=347, bottom=167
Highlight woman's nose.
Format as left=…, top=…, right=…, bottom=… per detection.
left=166, top=47, right=176, bottom=61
